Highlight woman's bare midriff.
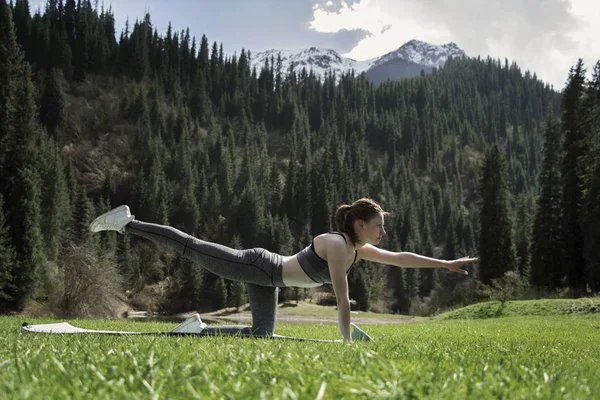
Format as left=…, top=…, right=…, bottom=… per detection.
left=281, top=256, right=324, bottom=288
left=281, top=233, right=357, bottom=288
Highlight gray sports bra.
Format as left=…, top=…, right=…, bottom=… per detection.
left=296, top=232, right=358, bottom=284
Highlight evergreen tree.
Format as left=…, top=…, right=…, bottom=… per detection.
left=582, top=158, right=600, bottom=293
left=276, top=215, right=295, bottom=255
left=41, top=143, right=71, bottom=262
left=12, top=168, right=48, bottom=305
left=514, top=195, right=531, bottom=278
left=0, top=4, right=49, bottom=306
left=12, top=0, right=31, bottom=57
left=348, top=266, right=370, bottom=311
left=39, top=68, right=67, bottom=137
left=0, top=1, right=21, bottom=169
left=74, top=185, right=96, bottom=248
left=581, top=61, right=600, bottom=293
left=0, top=195, right=17, bottom=307
left=189, top=71, right=210, bottom=123
left=390, top=268, right=409, bottom=313
left=64, top=0, right=76, bottom=46
left=117, top=232, right=135, bottom=286
left=478, top=144, right=515, bottom=284
left=97, top=196, right=117, bottom=260
left=73, top=0, right=89, bottom=81
left=213, top=276, right=228, bottom=309
left=176, top=256, right=204, bottom=310
left=227, top=234, right=246, bottom=310
left=560, top=60, right=587, bottom=296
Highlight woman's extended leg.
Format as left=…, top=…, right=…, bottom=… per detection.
left=90, top=207, right=284, bottom=337
left=125, top=220, right=286, bottom=287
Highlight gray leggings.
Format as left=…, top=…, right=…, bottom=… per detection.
left=126, top=220, right=286, bottom=336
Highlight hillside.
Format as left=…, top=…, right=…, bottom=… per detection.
left=437, top=298, right=600, bottom=320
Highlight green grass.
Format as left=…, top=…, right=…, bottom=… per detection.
left=2, top=312, right=600, bottom=399
left=437, top=298, right=600, bottom=320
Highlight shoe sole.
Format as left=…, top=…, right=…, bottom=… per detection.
left=90, top=206, right=133, bottom=232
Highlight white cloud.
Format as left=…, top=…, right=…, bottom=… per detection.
left=309, top=0, right=600, bottom=90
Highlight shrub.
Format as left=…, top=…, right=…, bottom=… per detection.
left=485, top=270, right=535, bottom=302
left=50, top=244, right=125, bottom=318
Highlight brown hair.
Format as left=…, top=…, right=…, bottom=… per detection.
left=334, top=198, right=388, bottom=245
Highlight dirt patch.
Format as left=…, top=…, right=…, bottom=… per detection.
left=204, top=313, right=421, bottom=325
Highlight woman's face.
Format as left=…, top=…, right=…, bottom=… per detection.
left=358, top=213, right=386, bottom=245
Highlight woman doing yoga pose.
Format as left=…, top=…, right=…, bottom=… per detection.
left=90, top=198, right=477, bottom=341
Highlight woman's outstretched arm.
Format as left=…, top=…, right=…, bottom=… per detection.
left=358, top=244, right=477, bottom=276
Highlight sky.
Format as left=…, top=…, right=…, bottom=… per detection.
left=30, top=0, right=600, bottom=90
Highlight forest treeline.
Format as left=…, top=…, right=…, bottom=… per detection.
left=0, top=0, right=599, bottom=317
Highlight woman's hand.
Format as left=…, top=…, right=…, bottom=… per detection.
left=444, top=256, right=478, bottom=275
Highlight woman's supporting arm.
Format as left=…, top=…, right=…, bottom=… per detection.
left=327, top=238, right=353, bottom=341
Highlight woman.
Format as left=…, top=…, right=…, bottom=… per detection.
left=90, top=198, right=476, bottom=341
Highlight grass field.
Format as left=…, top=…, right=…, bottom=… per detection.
left=2, top=300, right=599, bottom=399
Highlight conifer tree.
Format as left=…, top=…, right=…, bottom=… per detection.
left=213, top=276, right=228, bottom=310
left=275, top=215, right=294, bottom=255
left=0, top=4, right=49, bottom=306
left=514, top=195, right=531, bottom=278
left=530, top=114, right=564, bottom=288
left=39, top=68, right=67, bottom=137
left=478, top=144, right=515, bottom=284
left=13, top=168, right=48, bottom=305
left=73, top=0, right=89, bottom=81
left=581, top=61, right=600, bottom=293
left=560, top=60, right=587, bottom=296
left=64, top=0, right=76, bottom=46
left=117, top=232, right=135, bottom=285
left=0, top=1, right=20, bottom=162
left=11, top=0, right=31, bottom=57
left=349, top=266, right=370, bottom=311
left=582, top=158, right=600, bottom=293
left=189, top=71, right=210, bottom=123
left=97, top=196, right=117, bottom=260
left=74, top=185, right=96, bottom=248
left=227, top=234, right=246, bottom=310
left=0, top=195, right=17, bottom=307
left=176, top=256, right=204, bottom=310
left=41, top=143, right=71, bottom=262
left=389, top=268, right=408, bottom=313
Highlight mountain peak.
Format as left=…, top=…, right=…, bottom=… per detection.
left=250, top=47, right=362, bottom=78
left=374, top=40, right=466, bottom=69
left=248, top=40, right=466, bottom=82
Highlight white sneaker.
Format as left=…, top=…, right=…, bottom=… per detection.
left=89, top=205, right=135, bottom=233
left=170, top=314, right=207, bottom=334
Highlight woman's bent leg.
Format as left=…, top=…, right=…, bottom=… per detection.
left=246, top=284, right=278, bottom=336
left=125, top=220, right=285, bottom=287
left=199, top=285, right=277, bottom=337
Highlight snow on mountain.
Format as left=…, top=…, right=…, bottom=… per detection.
left=372, top=39, right=466, bottom=69
left=247, top=40, right=466, bottom=80
left=249, top=47, right=375, bottom=79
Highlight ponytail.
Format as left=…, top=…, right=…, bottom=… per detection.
left=335, top=204, right=357, bottom=244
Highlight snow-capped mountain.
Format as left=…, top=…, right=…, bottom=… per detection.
left=249, top=47, right=375, bottom=78
left=371, top=39, right=465, bottom=69
left=248, top=40, right=466, bottom=83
